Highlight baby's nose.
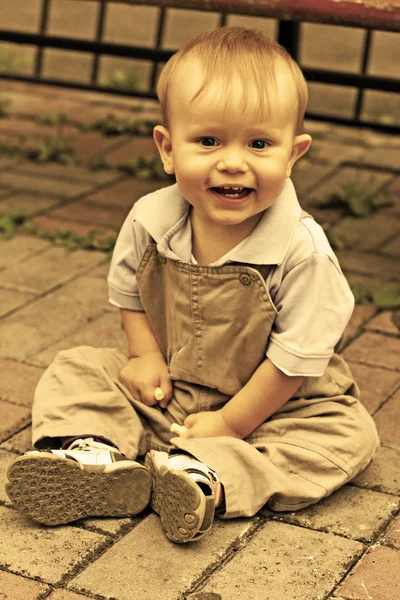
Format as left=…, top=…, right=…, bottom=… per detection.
left=217, top=149, right=248, bottom=172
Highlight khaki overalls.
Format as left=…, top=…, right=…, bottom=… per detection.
left=33, top=244, right=379, bottom=518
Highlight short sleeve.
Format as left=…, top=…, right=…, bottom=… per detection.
left=266, top=222, right=355, bottom=377
left=107, top=207, right=151, bottom=310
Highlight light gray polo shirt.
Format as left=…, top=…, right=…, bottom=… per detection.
left=108, top=180, right=354, bottom=377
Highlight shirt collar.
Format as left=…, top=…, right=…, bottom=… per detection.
left=133, top=179, right=301, bottom=266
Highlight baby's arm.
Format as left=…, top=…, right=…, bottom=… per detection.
left=119, top=309, right=172, bottom=407
left=184, top=359, right=304, bottom=439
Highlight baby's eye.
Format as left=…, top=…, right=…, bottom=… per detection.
left=199, top=137, right=218, bottom=147
left=251, top=140, right=269, bottom=149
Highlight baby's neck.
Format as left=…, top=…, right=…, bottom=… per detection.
left=190, top=209, right=261, bottom=266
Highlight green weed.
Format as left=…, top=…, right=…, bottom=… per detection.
left=25, top=137, right=75, bottom=164
left=350, top=282, right=400, bottom=308
left=92, top=113, right=157, bottom=136
left=0, top=99, right=10, bottom=118
left=0, top=43, right=33, bottom=75
left=39, top=228, right=117, bottom=254
left=107, top=68, right=139, bottom=91
left=312, top=178, right=392, bottom=217
left=0, top=208, right=32, bottom=240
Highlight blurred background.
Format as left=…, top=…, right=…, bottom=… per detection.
left=0, top=0, right=399, bottom=129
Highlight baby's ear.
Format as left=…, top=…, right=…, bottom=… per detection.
left=286, top=134, right=312, bottom=177
left=153, top=125, right=175, bottom=175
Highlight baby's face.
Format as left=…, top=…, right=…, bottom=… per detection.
left=154, top=58, right=311, bottom=237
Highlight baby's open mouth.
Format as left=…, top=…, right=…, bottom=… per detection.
left=212, top=186, right=253, bottom=199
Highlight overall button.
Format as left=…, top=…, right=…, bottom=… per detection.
left=158, top=254, right=167, bottom=264
left=239, top=273, right=252, bottom=286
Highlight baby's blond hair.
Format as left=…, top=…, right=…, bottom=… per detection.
left=156, top=26, right=308, bottom=135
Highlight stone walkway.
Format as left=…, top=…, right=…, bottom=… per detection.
left=0, top=81, right=399, bottom=600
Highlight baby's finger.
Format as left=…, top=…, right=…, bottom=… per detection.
left=140, top=386, right=158, bottom=406
left=158, top=379, right=173, bottom=408
left=184, top=413, right=198, bottom=428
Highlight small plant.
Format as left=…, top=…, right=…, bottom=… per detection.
left=0, top=99, right=10, bottom=118
left=107, top=68, right=139, bottom=91
left=0, top=208, right=32, bottom=240
left=39, top=227, right=117, bottom=254
left=312, top=178, right=393, bottom=218
left=92, top=113, right=157, bottom=136
left=350, top=282, right=400, bottom=308
left=324, top=228, right=347, bottom=251
left=39, top=113, right=67, bottom=128
left=25, top=137, right=75, bottom=165
left=0, top=43, right=33, bottom=75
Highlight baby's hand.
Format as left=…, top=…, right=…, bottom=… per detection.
left=119, top=351, right=172, bottom=408
left=183, top=410, right=242, bottom=439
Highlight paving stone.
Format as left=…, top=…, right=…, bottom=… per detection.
left=0, top=117, right=77, bottom=140
left=346, top=362, right=400, bottom=414
left=0, top=172, right=94, bottom=198
left=69, top=513, right=257, bottom=600
left=291, top=161, right=335, bottom=199
left=342, top=332, right=400, bottom=371
left=374, top=387, right=400, bottom=449
left=0, top=245, right=105, bottom=294
left=0, top=156, right=18, bottom=170
left=0, top=426, right=33, bottom=455
left=360, top=146, right=400, bottom=171
left=16, top=161, right=120, bottom=184
left=0, top=235, right=51, bottom=271
left=387, top=176, right=400, bottom=195
left=33, top=214, right=116, bottom=239
left=338, top=305, right=377, bottom=351
left=49, top=201, right=128, bottom=229
left=352, top=445, right=400, bottom=495
left=0, top=286, right=34, bottom=318
left=382, top=515, right=400, bottom=549
left=310, top=167, right=391, bottom=201
left=329, top=213, right=400, bottom=251
left=46, top=590, right=94, bottom=600
left=102, top=136, right=159, bottom=163
left=0, top=400, right=31, bottom=444
left=0, top=505, right=106, bottom=584
left=71, top=131, right=127, bottom=162
left=1, top=92, right=84, bottom=118
left=197, top=521, right=363, bottom=600
left=0, top=449, right=15, bottom=504
left=337, top=545, right=400, bottom=600
left=382, top=234, right=400, bottom=257
left=85, top=176, right=164, bottom=210
left=345, top=272, right=388, bottom=294
left=0, top=191, right=63, bottom=216
left=306, top=142, right=367, bottom=166
left=336, top=250, right=399, bottom=282
left=33, top=310, right=127, bottom=367
left=0, top=569, right=49, bottom=599
left=365, top=311, right=400, bottom=335
left=0, top=359, right=43, bottom=407
left=0, top=272, right=109, bottom=361
left=382, top=192, right=400, bottom=217
left=275, top=485, right=399, bottom=543
left=78, top=515, right=134, bottom=536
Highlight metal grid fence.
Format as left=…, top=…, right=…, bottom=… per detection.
left=0, top=0, right=399, bottom=133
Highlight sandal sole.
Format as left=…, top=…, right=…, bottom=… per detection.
left=5, top=453, right=151, bottom=526
left=145, top=451, right=205, bottom=543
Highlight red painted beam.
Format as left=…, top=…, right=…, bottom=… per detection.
left=91, top=0, right=400, bottom=31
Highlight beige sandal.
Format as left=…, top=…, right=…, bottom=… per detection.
left=145, top=450, right=220, bottom=543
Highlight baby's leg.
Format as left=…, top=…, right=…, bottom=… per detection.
left=32, top=345, right=148, bottom=458
left=5, top=437, right=151, bottom=525
left=171, top=395, right=379, bottom=519
left=6, top=345, right=157, bottom=525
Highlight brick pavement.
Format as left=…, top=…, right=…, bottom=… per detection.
left=0, top=81, right=399, bottom=600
